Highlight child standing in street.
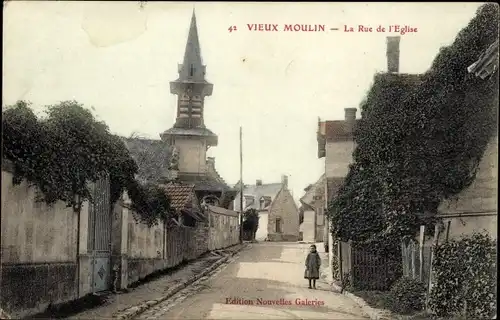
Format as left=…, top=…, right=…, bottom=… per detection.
left=304, top=244, right=321, bottom=289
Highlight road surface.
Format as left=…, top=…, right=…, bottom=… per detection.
left=135, top=242, right=369, bottom=319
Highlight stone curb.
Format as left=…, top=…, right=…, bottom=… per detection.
left=113, top=244, right=247, bottom=320
left=330, top=282, right=392, bottom=320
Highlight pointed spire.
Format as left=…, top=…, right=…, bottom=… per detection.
left=178, top=8, right=204, bottom=82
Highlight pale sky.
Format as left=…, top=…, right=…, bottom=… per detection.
left=3, top=1, right=482, bottom=201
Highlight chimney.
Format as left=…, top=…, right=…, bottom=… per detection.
left=344, top=108, right=357, bottom=134
left=386, top=36, right=400, bottom=73
left=256, top=179, right=262, bottom=186
left=281, top=175, right=288, bottom=190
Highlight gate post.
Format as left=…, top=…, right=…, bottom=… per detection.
left=77, top=200, right=91, bottom=298
left=110, top=192, right=130, bottom=290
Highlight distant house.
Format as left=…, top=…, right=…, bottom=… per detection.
left=299, top=174, right=326, bottom=243
left=234, top=175, right=300, bottom=241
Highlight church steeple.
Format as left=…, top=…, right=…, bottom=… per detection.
left=178, top=9, right=205, bottom=82
left=165, top=9, right=216, bottom=142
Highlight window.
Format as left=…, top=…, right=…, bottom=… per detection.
left=275, top=218, right=282, bottom=233
left=260, top=196, right=271, bottom=209
left=190, top=64, right=195, bottom=77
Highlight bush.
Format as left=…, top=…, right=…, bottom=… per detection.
left=429, top=233, right=496, bottom=319
left=388, top=277, right=427, bottom=314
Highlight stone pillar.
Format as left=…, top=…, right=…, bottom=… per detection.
left=77, top=200, right=91, bottom=298
left=110, top=193, right=130, bottom=290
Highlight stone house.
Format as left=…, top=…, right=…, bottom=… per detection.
left=233, top=179, right=282, bottom=240
left=299, top=174, right=326, bottom=243
left=267, top=177, right=301, bottom=242
left=234, top=175, right=299, bottom=241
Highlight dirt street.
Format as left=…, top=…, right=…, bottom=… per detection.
left=134, top=242, right=369, bottom=319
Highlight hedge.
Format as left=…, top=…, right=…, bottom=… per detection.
left=429, top=233, right=497, bottom=318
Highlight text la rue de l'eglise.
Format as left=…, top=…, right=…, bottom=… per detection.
left=225, top=297, right=325, bottom=306
left=246, top=23, right=418, bottom=35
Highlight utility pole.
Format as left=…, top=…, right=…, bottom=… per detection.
left=239, top=126, right=244, bottom=244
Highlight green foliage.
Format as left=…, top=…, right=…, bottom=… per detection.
left=2, top=100, right=173, bottom=226
left=429, top=233, right=496, bottom=319
left=242, top=208, right=259, bottom=232
left=342, top=271, right=353, bottom=290
left=388, top=277, right=427, bottom=315
left=331, top=238, right=340, bottom=280
left=328, top=4, right=499, bottom=246
left=127, top=181, right=173, bottom=226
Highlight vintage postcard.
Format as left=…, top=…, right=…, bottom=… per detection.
left=2, top=1, right=498, bottom=319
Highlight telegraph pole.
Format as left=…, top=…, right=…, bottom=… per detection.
left=239, top=126, right=244, bottom=244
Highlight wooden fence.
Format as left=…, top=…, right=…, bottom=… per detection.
left=401, top=240, right=432, bottom=286
left=340, top=241, right=402, bottom=291
left=164, top=225, right=206, bottom=268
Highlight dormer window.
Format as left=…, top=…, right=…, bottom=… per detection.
left=260, top=196, right=271, bottom=209
left=190, top=64, right=195, bottom=77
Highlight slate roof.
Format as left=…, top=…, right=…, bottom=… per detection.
left=122, top=137, right=171, bottom=183
left=234, top=182, right=283, bottom=211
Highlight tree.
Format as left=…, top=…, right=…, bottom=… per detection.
left=2, top=100, right=174, bottom=226
left=242, top=208, right=259, bottom=240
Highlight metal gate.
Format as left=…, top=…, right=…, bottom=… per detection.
left=87, top=173, right=112, bottom=293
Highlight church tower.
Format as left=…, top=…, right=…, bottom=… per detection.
left=160, top=10, right=218, bottom=174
